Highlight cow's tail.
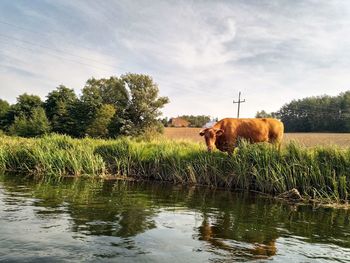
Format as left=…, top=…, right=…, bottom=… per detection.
left=269, top=120, right=284, bottom=151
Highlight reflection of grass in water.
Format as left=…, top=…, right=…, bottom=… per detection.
left=1, top=175, right=350, bottom=256
left=0, top=134, right=350, bottom=202
left=0, top=176, right=157, bottom=237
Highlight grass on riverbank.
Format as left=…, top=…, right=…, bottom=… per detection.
left=0, top=134, right=349, bottom=202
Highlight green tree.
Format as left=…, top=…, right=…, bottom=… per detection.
left=337, top=91, right=350, bottom=131
left=9, top=107, right=50, bottom=137
left=64, top=83, right=105, bottom=137
left=160, top=117, right=169, bottom=127
left=12, top=93, right=42, bottom=117
left=0, top=99, right=10, bottom=131
left=84, top=77, right=129, bottom=109
left=256, top=110, right=273, bottom=118
left=276, top=91, right=350, bottom=132
left=86, top=104, right=116, bottom=138
left=45, top=85, right=77, bottom=135
left=80, top=83, right=104, bottom=129
left=2, top=73, right=169, bottom=138
left=117, top=73, right=169, bottom=136
left=178, top=115, right=211, bottom=127
left=5, top=94, right=44, bottom=133
left=81, top=77, right=129, bottom=137
left=0, top=99, right=10, bottom=117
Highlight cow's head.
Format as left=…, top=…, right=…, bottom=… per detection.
left=199, top=128, right=224, bottom=152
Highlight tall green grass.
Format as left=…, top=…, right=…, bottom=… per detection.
left=0, top=134, right=349, bottom=202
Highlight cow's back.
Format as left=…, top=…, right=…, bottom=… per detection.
left=213, top=118, right=283, bottom=145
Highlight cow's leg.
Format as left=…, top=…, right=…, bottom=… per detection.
left=270, top=139, right=282, bottom=152
left=227, top=148, right=234, bottom=156
left=277, top=141, right=282, bottom=152
left=226, top=144, right=236, bottom=156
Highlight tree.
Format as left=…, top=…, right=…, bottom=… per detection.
left=86, top=104, right=116, bottom=138
left=7, top=94, right=50, bottom=137
left=275, top=92, right=350, bottom=132
left=79, top=83, right=104, bottom=130
left=81, top=77, right=129, bottom=137
left=2, top=73, right=169, bottom=138
left=5, top=94, right=44, bottom=133
left=116, top=73, right=169, bottom=136
left=255, top=110, right=273, bottom=118
left=160, top=117, right=169, bottom=127
left=0, top=99, right=10, bottom=117
left=0, top=99, right=10, bottom=131
left=45, top=85, right=77, bottom=135
left=84, top=77, right=129, bottom=109
left=177, top=115, right=211, bottom=127
left=77, top=77, right=129, bottom=137
left=12, top=93, right=42, bottom=117
left=9, top=107, right=50, bottom=137
left=337, top=91, right=350, bottom=131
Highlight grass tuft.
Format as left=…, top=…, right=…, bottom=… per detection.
left=0, top=134, right=349, bottom=202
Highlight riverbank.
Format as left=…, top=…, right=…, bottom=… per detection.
left=0, top=134, right=349, bottom=203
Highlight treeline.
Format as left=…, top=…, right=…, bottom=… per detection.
left=0, top=73, right=169, bottom=138
left=161, top=115, right=212, bottom=127
left=256, top=91, right=350, bottom=132
left=179, top=115, right=211, bottom=127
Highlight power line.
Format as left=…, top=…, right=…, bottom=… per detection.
left=0, top=20, right=241, bottom=98
left=0, top=21, right=238, bottom=100
left=0, top=20, right=110, bottom=57
left=0, top=39, right=118, bottom=73
left=0, top=20, right=68, bottom=37
left=0, top=20, right=238, bottom=99
left=0, top=39, right=230, bottom=100
left=0, top=44, right=230, bottom=101
left=0, top=33, right=121, bottom=70
left=0, top=37, right=230, bottom=98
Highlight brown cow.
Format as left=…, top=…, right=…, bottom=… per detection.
left=199, top=118, right=284, bottom=154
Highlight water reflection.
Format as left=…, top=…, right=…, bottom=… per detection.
left=32, top=180, right=158, bottom=251
left=1, top=175, right=350, bottom=262
left=197, top=216, right=277, bottom=260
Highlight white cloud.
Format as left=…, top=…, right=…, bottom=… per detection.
left=0, top=41, right=118, bottom=102
left=1, top=0, right=350, bottom=118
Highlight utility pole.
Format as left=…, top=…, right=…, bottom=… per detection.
left=233, top=91, right=246, bottom=118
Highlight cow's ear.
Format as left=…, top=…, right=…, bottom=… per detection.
left=216, top=129, right=224, bottom=136
left=199, top=129, right=206, bottom=136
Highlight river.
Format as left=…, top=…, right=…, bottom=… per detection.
left=0, top=175, right=350, bottom=262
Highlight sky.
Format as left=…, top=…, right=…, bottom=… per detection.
left=1, top=0, right=350, bottom=119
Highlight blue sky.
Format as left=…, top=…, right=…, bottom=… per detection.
left=1, top=0, right=350, bottom=118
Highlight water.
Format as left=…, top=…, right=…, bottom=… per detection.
left=1, top=175, right=350, bottom=262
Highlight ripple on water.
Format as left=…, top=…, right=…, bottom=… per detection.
left=1, top=177, right=350, bottom=263
left=276, top=236, right=350, bottom=263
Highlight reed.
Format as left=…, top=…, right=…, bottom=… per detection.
left=0, top=134, right=349, bottom=202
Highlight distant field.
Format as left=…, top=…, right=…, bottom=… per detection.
left=164, top=127, right=350, bottom=147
